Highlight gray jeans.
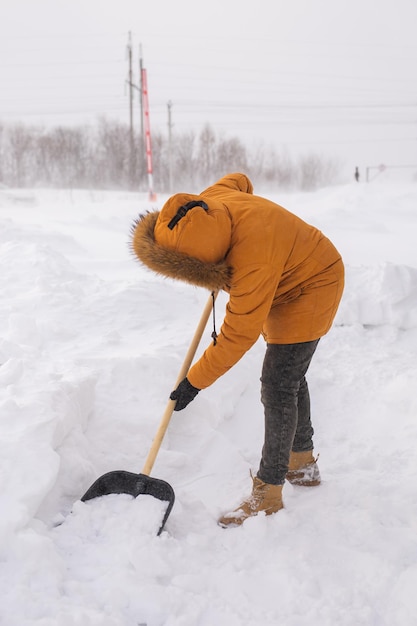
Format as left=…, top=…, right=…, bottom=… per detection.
left=257, top=340, right=320, bottom=485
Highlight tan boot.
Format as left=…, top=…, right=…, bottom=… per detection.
left=286, top=450, right=321, bottom=486
left=218, top=475, right=284, bottom=528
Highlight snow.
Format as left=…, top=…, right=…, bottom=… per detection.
left=1, top=181, right=417, bottom=625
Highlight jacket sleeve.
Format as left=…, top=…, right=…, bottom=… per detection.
left=187, top=263, right=278, bottom=389
left=201, top=172, right=254, bottom=195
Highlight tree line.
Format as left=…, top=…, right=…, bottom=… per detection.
left=0, top=118, right=342, bottom=192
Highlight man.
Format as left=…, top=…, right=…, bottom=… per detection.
left=131, top=173, right=344, bottom=527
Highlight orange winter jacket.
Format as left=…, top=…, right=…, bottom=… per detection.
left=131, top=173, right=344, bottom=389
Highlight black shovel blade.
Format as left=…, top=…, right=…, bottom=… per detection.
left=81, top=471, right=175, bottom=535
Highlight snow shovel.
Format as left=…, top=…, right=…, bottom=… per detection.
left=81, top=291, right=218, bottom=535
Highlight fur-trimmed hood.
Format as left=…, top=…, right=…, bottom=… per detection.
left=130, top=194, right=233, bottom=291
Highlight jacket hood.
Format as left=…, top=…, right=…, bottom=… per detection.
left=130, top=193, right=233, bottom=290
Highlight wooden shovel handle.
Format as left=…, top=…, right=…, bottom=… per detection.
left=141, top=290, right=218, bottom=476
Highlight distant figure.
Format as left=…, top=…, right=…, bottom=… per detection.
left=354, top=167, right=360, bottom=182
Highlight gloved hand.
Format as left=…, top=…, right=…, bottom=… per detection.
left=170, top=377, right=200, bottom=411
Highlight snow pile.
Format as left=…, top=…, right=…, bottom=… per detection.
left=338, top=262, right=417, bottom=329
left=0, top=182, right=417, bottom=625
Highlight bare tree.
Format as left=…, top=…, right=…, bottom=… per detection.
left=53, top=126, right=91, bottom=187
left=0, top=118, right=343, bottom=191
left=6, top=123, right=34, bottom=187
left=0, top=123, right=5, bottom=183
left=93, top=118, right=131, bottom=188
left=275, top=150, right=296, bottom=188
left=298, top=153, right=341, bottom=190
left=172, top=130, right=197, bottom=190
left=197, top=124, right=217, bottom=182
left=215, top=136, right=248, bottom=179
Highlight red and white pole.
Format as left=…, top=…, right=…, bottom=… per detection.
left=141, top=67, right=157, bottom=201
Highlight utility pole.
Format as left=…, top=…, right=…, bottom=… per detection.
left=141, top=66, right=157, bottom=201
left=126, top=32, right=135, bottom=187
left=125, top=41, right=155, bottom=199
left=137, top=44, right=145, bottom=187
left=167, top=100, right=173, bottom=193
left=139, top=44, right=144, bottom=145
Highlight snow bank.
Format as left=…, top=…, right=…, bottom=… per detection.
left=1, top=182, right=416, bottom=625
left=338, top=262, right=417, bottom=329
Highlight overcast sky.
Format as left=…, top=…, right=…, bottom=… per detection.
left=1, top=0, right=416, bottom=177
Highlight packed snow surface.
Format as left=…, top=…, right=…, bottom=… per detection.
left=1, top=181, right=417, bottom=625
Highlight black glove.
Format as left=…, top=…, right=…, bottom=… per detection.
left=170, top=377, right=200, bottom=411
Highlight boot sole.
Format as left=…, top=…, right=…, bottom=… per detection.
left=286, top=478, right=321, bottom=486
